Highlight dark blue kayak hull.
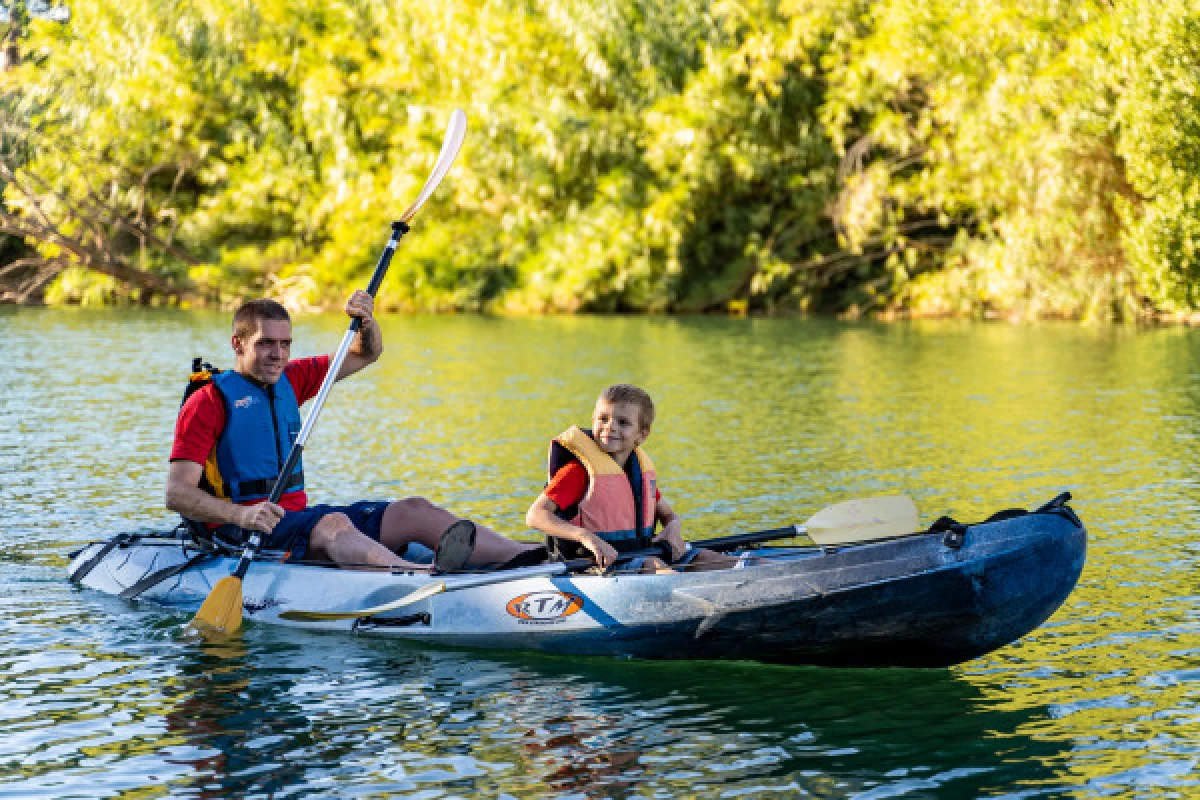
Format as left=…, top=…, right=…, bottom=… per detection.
left=683, top=511, right=1086, bottom=666
left=415, top=508, right=1086, bottom=667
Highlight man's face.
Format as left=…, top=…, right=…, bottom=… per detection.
left=592, top=400, right=647, bottom=460
left=233, top=318, right=292, bottom=385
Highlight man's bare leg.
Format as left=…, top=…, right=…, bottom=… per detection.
left=307, top=512, right=425, bottom=570
left=377, top=497, right=540, bottom=566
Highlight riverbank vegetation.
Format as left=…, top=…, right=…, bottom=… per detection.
left=2, top=0, right=1199, bottom=321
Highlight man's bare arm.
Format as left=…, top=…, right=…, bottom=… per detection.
left=336, top=290, right=384, bottom=380
left=165, top=460, right=283, bottom=533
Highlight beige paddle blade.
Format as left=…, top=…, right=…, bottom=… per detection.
left=188, top=576, right=244, bottom=636
left=400, top=109, right=467, bottom=224
left=278, top=580, right=446, bottom=622
left=804, top=495, right=919, bottom=545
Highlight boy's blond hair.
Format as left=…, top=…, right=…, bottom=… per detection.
left=598, top=384, right=655, bottom=432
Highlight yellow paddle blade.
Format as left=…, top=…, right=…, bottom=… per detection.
left=188, top=576, right=244, bottom=636
left=805, top=495, right=919, bottom=545
left=278, top=581, right=446, bottom=622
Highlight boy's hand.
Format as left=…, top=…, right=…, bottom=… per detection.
left=583, top=533, right=619, bottom=570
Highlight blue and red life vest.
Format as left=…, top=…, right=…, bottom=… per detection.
left=198, top=368, right=305, bottom=504
left=546, top=426, right=657, bottom=557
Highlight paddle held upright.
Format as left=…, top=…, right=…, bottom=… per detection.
left=188, top=110, right=468, bottom=637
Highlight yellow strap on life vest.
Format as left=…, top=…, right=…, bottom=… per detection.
left=556, top=426, right=656, bottom=477
left=204, top=449, right=228, bottom=500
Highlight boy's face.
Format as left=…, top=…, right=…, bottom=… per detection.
left=592, top=400, right=648, bottom=460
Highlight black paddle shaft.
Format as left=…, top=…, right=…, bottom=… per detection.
left=561, top=526, right=807, bottom=573
left=231, top=220, right=411, bottom=581
left=692, top=526, right=803, bottom=551
left=265, top=218, right=409, bottom=508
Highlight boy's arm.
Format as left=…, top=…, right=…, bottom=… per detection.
left=525, top=493, right=620, bottom=569
left=652, top=495, right=687, bottom=561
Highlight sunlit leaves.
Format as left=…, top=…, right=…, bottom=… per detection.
left=6, top=0, right=1200, bottom=317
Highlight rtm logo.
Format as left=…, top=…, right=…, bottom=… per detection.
left=506, top=591, right=584, bottom=622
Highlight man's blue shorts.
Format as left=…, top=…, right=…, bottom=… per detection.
left=214, top=500, right=390, bottom=563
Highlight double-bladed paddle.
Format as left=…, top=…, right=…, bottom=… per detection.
left=763, top=494, right=918, bottom=546
left=188, top=109, right=468, bottom=637
left=278, top=495, right=919, bottom=622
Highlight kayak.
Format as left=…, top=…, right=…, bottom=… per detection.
left=66, top=494, right=1085, bottom=667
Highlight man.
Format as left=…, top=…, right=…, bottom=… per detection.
left=166, top=292, right=541, bottom=570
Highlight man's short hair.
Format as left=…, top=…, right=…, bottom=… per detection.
left=599, top=384, right=656, bottom=431
left=233, top=299, right=291, bottom=339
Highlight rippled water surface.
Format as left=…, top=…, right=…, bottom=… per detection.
left=1, top=308, right=1197, bottom=798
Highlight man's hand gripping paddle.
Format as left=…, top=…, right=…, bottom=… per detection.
left=188, top=109, right=468, bottom=638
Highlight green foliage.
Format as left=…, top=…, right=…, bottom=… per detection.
left=818, top=0, right=1133, bottom=319
left=1112, top=0, right=1200, bottom=314
left=4, top=0, right=1200, bottom=318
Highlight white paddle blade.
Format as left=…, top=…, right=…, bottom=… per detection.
left=805, top=495, right=919, bottom=545
left=400, top=108, right=467, bottom=223
left=278, top=580, right=446, bottom=622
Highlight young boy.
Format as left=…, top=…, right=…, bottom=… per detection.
left=525, top=384, right=734, bottom=573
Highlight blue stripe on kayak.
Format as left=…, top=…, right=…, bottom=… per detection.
left=552, top=576, right=622, bottom=628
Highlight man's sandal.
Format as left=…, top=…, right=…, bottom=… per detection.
left=433, top=519, right=476, bottom=573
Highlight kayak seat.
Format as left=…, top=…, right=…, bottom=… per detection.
left=494, top=546, right=549, bottom=571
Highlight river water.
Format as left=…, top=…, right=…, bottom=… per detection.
left=1, top=308, right=1196, bottom=798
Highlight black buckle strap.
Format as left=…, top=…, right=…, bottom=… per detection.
left=237, top=471, right=304, bottom=498
left=928, top=516, right=970, bottom=549
left=928, top=491, right=1079, bottom=550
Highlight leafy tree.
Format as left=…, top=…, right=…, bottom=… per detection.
left=3, top=0, right=1200, bottom=320
left=817, top=0, right=1138, bottom=320
left=1113, top=0, right=1200, bottom=315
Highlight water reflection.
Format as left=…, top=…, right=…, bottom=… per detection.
left=492, top=653, right=1068, bottom=798
left=1, top=308, right=1198, bottom=797
left=9, top=581, right=1063, bottom=798
left=158, top=636, right=289, bottom=799
left=69, top=625, right=1069, bottom=799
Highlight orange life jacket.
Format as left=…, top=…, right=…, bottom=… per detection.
left=546, top=426, right=657, bottom=556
